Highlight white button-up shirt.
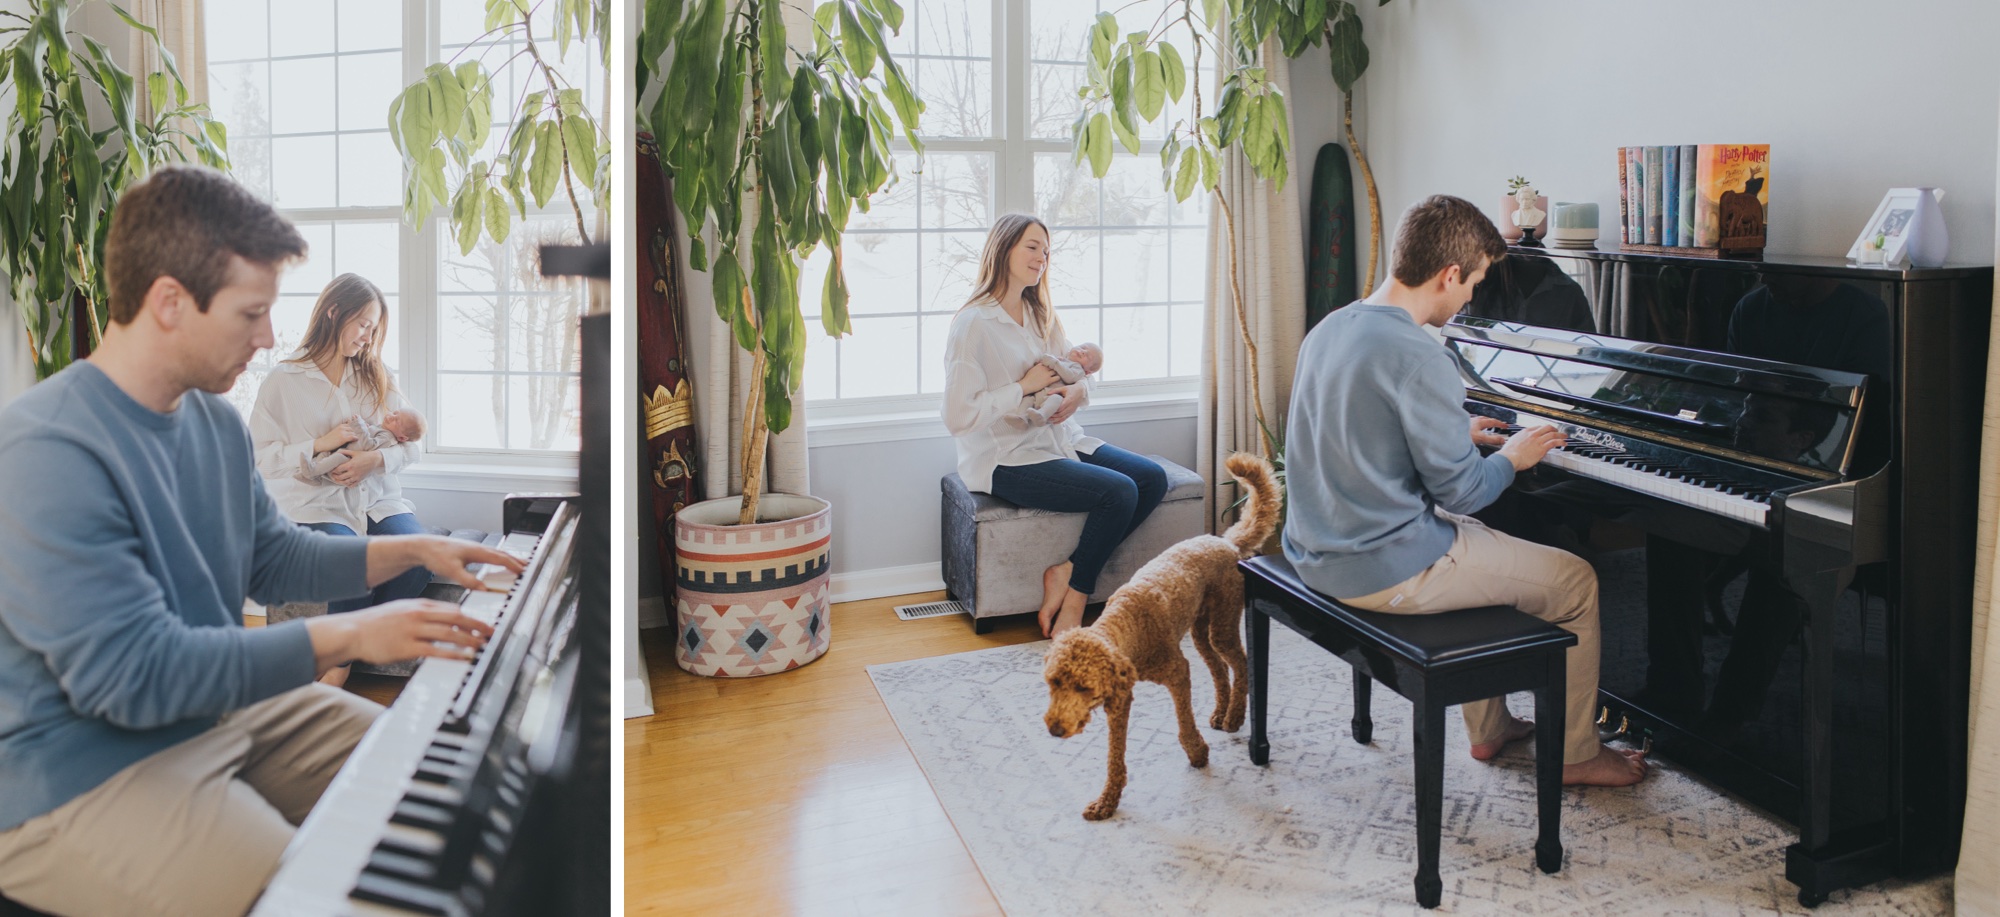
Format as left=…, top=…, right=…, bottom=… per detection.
left=941, top=300, right=1102, bottom=493
left=248, top=355, right=420, bottom=534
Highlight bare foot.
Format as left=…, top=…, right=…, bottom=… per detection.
left=1469, top=716, right=1535, bottom=761
left=1038, top=562, right=1073, bottom=637
left=1049, top=588, right=1089, bottom=638
left=1562, top=744, right=1648, bottom=787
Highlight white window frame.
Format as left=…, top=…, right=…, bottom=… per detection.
left=227, top=0, right=587, bottom=481
left=803, top=0, right=1201, bottom=447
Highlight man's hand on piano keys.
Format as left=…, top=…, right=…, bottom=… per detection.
left=1498, top=424, right=1567, bottom=472
left=409, top=536, right=528, bottom=593
left=304, top=599, right=495, bottom=676
left=1470, top=415, right=1510, bottom=447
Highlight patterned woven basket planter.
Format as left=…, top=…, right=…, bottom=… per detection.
left=673, top=493, right=833, bottom=677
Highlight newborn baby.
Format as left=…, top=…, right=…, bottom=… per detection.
left=1010, top=342, right=1102, bottom=429
left=298, top=408, right=426, bottom=485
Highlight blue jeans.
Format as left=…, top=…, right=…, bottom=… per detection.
left=305, top=513, right=432, bottom=614
left=989, top=444, right=1168, bottom=595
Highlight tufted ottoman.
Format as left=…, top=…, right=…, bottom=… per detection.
left=940, top=454, right=1205, bottom=633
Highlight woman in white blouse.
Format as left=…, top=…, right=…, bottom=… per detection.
left=942, top=214, right=1168, bottom=638
left=249, top=275, right=430, bottom=661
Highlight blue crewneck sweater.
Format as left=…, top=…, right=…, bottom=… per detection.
left=1282, top=304, right=1517, bottom=598
left=0, top=361, right=369, bottom=831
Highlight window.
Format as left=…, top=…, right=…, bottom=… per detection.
left=801, top=0, right=1210, bottom=411
left=205, top=0, right=599, bottom=458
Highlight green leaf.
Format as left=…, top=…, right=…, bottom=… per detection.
left=1090, top=12, right=1114, bottom=69
left=1200, top=146, right=1219, bottom=190
left=563, top=114, right=598, bottom=186
left=711, top=248, right=755, bottom=351
left=821, top=247, right=851, bottom=336
left=557, top=88, right=584, bottom=118
left=1134, top=49, right=1166, bottom=121
left=1110, top=105, right=1140, bottom=155
left=484, top=185, right=511, bottom=242
left=868, top=0, right=905, bottom=34
left=453, top=173, right=485, bottom=255
left=839, top=1, right=877, bottom=79
left=530, top=120, right=561, bottom=208
left=1085, top=111, right=1112, bottom=176
left=759, top=0, right=790, bottom=99
left=1174, top=146, right=1199, bottom=201
left=1159, top=41, right=1187, bottom=103
left=398, top=81, right=436, bottom=151
left=1202, top=0, right=1225, bottom=29
left=1327, top=6, right=1369, bottom=93
left=146, top=71, right=168, bottom=116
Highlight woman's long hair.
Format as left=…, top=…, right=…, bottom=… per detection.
left=287, top=273, right=395, bottom=412
left=962, top=212, right=1062, bottom=340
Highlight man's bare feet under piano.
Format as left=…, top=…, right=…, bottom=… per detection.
left=1469, top=715, right=1535, bottom=761
left=1563, top=744, right=1648, bottom=787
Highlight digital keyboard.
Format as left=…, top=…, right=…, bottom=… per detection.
left=251, top=496, right=583, bottom=917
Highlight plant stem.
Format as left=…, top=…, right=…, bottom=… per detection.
left=522, top=14, right=592, bottom=244
left=1343, top=88, right=1381, bottom=295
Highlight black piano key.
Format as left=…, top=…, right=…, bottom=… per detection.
left=367, top=847, right=442, bottom=884
left=351, top=871, right=460, bottom=917
left=391, top=798, right=458, bottom=831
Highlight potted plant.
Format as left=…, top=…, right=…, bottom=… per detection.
left=639, top=0, right=922, bottom=677
left=1, top=0, right=230, bottom=379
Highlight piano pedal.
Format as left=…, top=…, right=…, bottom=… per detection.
left=1595, top=706, right=1611, bottom=728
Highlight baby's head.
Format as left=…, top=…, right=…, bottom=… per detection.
left=381, top=409, right=426, bottom=444
left=1067, top=342, right=1103, bottom=375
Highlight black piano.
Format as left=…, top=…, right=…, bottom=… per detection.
left=1449, top=247, right=1990, bottom=906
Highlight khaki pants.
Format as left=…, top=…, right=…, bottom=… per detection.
left=0, top=685, right=381, bottom=917
left=1339, top=512, right=1602, bottom=765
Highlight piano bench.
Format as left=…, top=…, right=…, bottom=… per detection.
left=940, top=455, right=1204, bottom=633
left=1239, top=554, right=1578, bottom=910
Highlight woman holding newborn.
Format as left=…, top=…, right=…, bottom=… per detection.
left=942, top=213, right=1168, bottom=637
left=250, top=274, right=433, bottom=676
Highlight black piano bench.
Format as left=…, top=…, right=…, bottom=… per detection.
left=1240, top=554, right=1578, bottom=909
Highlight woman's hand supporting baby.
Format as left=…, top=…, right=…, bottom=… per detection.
left=314, top=421, right=362, bottom=454
left=1019, top=361, right=1060, bottom=395
left=1044, top=384, right=1084, bottom=424
left=327, top=447, right=386, bottom=487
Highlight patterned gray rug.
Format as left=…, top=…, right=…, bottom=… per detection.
left=867, top=628, right=1952, bottom=916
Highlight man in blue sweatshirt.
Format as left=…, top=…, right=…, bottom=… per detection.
left=1284, top=194, right=1646, bottom=788
left=0, top=166, right=523, bottom=916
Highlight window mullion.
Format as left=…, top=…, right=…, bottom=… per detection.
left=403, top=0, right=439, bottom=432
left=1001, top=0, right=1030, bottom=214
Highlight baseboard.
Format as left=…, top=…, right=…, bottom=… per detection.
left=623, top=675, right=654, bottom=718
left=830, top=562, right=944, bottom=604
left=634, top=563, right=946, bottom=629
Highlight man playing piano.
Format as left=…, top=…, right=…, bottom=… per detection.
left=1282, top=194, right=1648, bottom=788
left=0, top=166, right=524, bottom=917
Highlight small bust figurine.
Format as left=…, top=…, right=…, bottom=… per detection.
left=1511, top=184, right=1545, bottom=229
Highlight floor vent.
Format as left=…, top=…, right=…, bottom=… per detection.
left=893, top=599, right=969, bottom=621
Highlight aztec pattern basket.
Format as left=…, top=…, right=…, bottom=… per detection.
left=673, top=493, right=833, bottom=677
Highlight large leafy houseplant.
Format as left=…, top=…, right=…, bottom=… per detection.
left=388, top=0, right=610, bottom=253
left=640, top=0, right=923, bottom=525
left=1, top=0, right=229, bottom=379
left=1069, top=0, right=1389, bottom=459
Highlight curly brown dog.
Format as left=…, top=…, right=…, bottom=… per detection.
left=1041, top=452, right=1281, bottom=820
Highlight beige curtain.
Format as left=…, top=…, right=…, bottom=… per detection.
left=127, top=0, right=206, bottom=119
left=678, top=227, right=809, bottom=503
left=1196, top=33, right=1307, bottom=532
left=1953, top=110, right=2000, bottom=915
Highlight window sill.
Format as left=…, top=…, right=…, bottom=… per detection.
left=806, top=390, right=1199, bottom=447
left=399, top=460, right=579, bottom=495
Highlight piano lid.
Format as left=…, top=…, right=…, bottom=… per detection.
left=1443, top=316, right=1870, bottom=479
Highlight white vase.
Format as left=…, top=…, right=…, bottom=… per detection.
left=1906, top=187, right=1948, bottom=268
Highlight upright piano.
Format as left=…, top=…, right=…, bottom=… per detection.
left=1450, top=247, right=1990, bottom=906
left=252, top=312, right=612, bottom=916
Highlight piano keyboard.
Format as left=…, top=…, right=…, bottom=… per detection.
left=1498, top=418, right=1777, bottom=525
left=250, top=529, right=547, bottom=917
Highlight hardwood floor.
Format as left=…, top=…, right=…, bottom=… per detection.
left=625, top=593, right=1048, bottom=916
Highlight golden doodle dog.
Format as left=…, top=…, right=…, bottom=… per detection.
left=1041, top=452, right=1280, bottom=820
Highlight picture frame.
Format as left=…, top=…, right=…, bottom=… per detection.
left=1848, top=188, right=1926, bottom=265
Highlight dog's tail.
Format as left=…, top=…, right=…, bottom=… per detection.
left=1221, top=452, right=1281, bottom=558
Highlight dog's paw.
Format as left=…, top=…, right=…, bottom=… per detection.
left=1220, top=711, right=1246, bottom=733
left=1209, top=710, right=1228, bottom=730
left=1187, top=744, right=1209, bottom=768
left=1083, top=799, right=1119, bottom=821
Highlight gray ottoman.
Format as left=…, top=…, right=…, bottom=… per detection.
left=266, top=526, right=497, bottom=676
left=941, top=454, right=1204, bottom=633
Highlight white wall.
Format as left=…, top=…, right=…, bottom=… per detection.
left=1292, top=0, right=2000, bottom=269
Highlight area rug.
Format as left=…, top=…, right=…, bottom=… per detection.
left=867, top=628, right=1951, bottom=916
